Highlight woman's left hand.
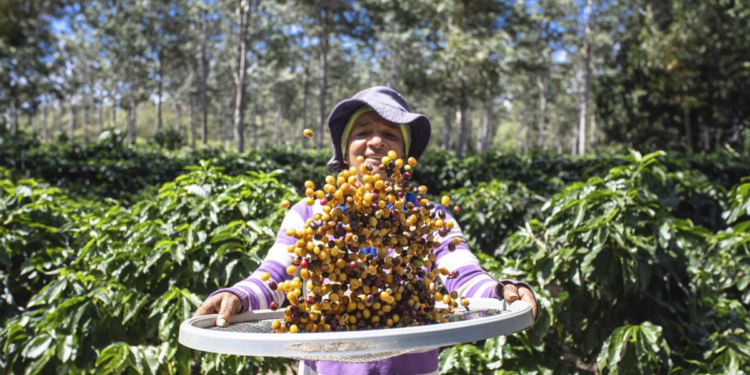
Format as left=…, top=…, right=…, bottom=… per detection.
left=500, top=283, right=538, bottom=319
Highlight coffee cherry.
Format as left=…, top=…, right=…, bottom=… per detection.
left=441, top=196, right=450, bottom=206
left=260, top=272, right=271, bottom=281
left=268, top=280, right=278, bottom=291
left=407, top=157, right=417, bottom=167
left=270, top=301, right=279, bottom=311
left=286, top=265, right=297, bottom=275
left=280, top=200, right=291, bottom=208
left=303, top=129, right=314, bottom=138
left=453, top=206, right=460, bottom=214
left=356, top=155, right=365, bottom=163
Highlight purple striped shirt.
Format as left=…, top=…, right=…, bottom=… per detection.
left=208, top=199, right=534, bottom=375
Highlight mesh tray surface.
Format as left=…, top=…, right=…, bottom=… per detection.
left=205, top=307, right=503, bottom=362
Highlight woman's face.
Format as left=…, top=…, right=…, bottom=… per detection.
left=345, top=111, right=405, bottom=183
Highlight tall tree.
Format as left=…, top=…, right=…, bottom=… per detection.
left=0, top=0, right=66, bottom=136
left=231, top=0, right=253, bottom=152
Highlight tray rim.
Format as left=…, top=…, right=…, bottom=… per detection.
left=179, top=298, right=534, bottom=358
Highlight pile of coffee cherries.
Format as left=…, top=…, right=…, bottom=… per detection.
left=270, top=151, right=466, bottom=333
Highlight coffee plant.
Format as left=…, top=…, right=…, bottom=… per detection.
left=2, top=132, right=750, bottom=374
left=1, top=163, right=297, bottom=374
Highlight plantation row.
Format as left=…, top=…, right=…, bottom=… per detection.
left=1, top=133, right=749, bottom=373
left=4, top=130, right=749, bottom=208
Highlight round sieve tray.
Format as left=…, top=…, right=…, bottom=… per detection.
left=179, top=298, right=534, bottom=363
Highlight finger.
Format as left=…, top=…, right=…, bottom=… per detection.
left=193, top=295, right=220, bottom=317
left=502, top=284, right=519, bottom=302
left=216, top=295, right=239, bottom=327
left=518, top=287, right=538, bottom=318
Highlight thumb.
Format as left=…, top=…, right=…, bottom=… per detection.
left=518, top=287, right=538, bottom=319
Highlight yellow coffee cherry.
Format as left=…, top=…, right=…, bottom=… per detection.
left=286, top=265, right=297, bottom=275
left=303, top=129, right=313, bottom=138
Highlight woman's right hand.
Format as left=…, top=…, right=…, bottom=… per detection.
left=194, top=292, right=243, bottom=327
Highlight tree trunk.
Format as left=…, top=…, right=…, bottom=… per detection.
left=578, top=0, right=592, bottom=155
left=517, top=112, right=524, bottom=152
left=200, top=9, right=209, bottom=145
left=132, top=101, right=138, bottom=141
left=455, top=102, right=467, bottom=158
left=316, top=8, right=330, bottom=151
left=702, top=125, right=710, bottom=152
left=11, top=85, right=19, bottom=136
left=252, top=94, right=258, bottom=150
left=174, top=101, right=182, bottom=133
left=571, top=122, right=578, bottom=155
left=68, top=97, right=75, bottom=141
left=258, top=100, right=265, bottom=148
left=387, top=24, right=399, bottom=90
left=684, top=109, right=693, bottom=152
left=128, top=98, right=138, bottom=143
left=82, top=94, right=89, bottom=143
left=189, top=94, right=197, bottom=148
left=537, top=74, right=547, bottom=149
left=455, top=0, right=470, bottom=158
left=589, top=112, right=596, bottom=148
left=97, top=98, right=103, bottom=135
left=302, top=60, right=310, bottom=149
left=29, top=111, right=34, bottom=135
left=126, top=105, right=132, bottom=142
left=275, top=100, right=283, bottom=147
left=223, top=95, right=232, bottom=148
left=111, top=94, right=117, bottom=129
left=443, top=105, right=452, bottom=150
left=158, top=51, right=163, bottom=130
left=480, top=96, right=492, bottom=152
left=42, top=96, right=48, bottom=142
left=233, top=0, right=250, bottom=152
left=54, top=98, right=62, bottom=138
left=556, top=123, right=562, bottom=154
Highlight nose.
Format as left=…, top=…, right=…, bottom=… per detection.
left=367, top=133, right=385, bottom=149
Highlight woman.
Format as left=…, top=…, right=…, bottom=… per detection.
left=194, top=86, right=537, bottom=375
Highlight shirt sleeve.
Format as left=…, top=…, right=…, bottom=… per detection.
left=430, top=204, right=538, bottom=321
left=208, top=199, right=311, bottom=313
left=431, top=204, right=499, bottom=299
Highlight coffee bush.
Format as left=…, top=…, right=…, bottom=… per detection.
left=1, top=162, right=298, bottom=374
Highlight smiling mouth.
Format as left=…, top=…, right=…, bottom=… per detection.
left=363, top=155, right=387, bottom=161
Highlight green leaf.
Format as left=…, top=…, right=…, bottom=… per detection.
left=22, top=333, right=52, bottom=359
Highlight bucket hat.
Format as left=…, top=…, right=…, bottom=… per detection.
left=326, top=86, right=432, bottom=172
